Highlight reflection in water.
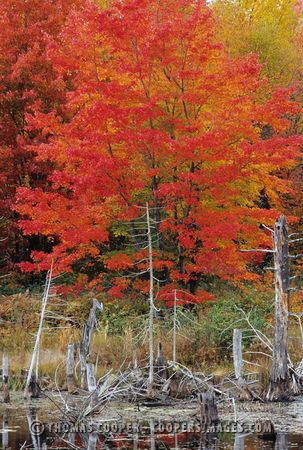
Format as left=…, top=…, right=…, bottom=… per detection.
left=275, top=433, right=289, bottom=449
left=2, top=412, right=8, bottom=449
left=150, top=420, right=155, bottom=450
left=1, top=413, right=303, bottom=450
left=199, top=432, right=217, bottom=450
left=87, top=432, right=98, bottom=450
left=234, top=434, right=244, bottom=450
left=27, top=407, right=42, bottom=450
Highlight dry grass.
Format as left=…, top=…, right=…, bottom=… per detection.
left=1, top=291, right=303, bottom=391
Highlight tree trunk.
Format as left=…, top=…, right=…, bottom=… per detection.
left=275, top=433, right=288, bottom=449
left=266, top=216, right=293, bottom=401
left=2, top=354, right=9, bottom=403
left=87, top=363, right=98, bottom=409
left=66, top=343, right=76, bottom=394
left=198, top=392, right=218, bottom=424
left=146, top=203, right=154, bottom=392
left=233, top=434, right=244, bottom=450
left=24, top=266, right=52, bottom=399
left=233, top=329, right=253, bottom=400
left=2, top=412, right=8, bottom=448
left=79, top=299, right=103, bottom=389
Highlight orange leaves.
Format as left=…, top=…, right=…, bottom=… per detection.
left=11, top=0, right=303, bottom=300
left=106, top=254, right=134, bottom=271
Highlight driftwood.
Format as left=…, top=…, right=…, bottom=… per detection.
left=79, top=299, right=103, bottom=389
left=66, top=343, right=76, bottom=394
left=2, top=354, right=9, bottom=403
left=266, top=216, right=294, bottom=401
left=198, top=392, right=218, bottom=424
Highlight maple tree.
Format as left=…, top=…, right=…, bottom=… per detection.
left=12, top=0, right=302, bottom=302
left=212, top=0, right=303, bottom=259
left=0, top=0, right=84, bottom=275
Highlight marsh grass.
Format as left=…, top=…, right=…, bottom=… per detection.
left=1, top=289, right=303, bottom=390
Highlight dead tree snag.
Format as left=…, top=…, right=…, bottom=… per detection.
left=266, top=216, right=293, bottom=401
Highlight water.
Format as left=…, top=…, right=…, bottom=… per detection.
left=1, top=411, right=303, bottom=450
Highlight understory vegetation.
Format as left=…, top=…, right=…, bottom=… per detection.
left=1, top=284, right=302, bottom=391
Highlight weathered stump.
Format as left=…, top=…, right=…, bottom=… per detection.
left=155, top=343, right=168, bottom=380
left=164, top=372, right=193, bottom=398
left=79, top=299, right=103, bottom=389
left=24, top=374, right=40, bottom=399
left=233, top=329, right=253, bottom=401
left=66, top=343, right=76, bottom=393
left=2, top=354, right=9, bottom=403
left=198, top=392, right=218, bottom=424
left=87, top=363, right=98, bottom=409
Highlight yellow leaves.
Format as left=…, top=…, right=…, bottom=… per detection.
left=106, top=118, right=118, bottom=134
left=213, top=0, right=303, bottom=86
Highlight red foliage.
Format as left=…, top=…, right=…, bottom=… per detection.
left=12, top=0, right=302, bottom=302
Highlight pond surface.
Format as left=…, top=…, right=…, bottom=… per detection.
left=1, top=410, right=303, bottom=450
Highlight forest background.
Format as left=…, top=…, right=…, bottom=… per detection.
left=1, top=0, right=303, bottom=384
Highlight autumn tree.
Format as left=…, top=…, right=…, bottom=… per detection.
left=212, top=0, right=303, bottom=86
left=0, top=0, right=84, bottom=276
left=16, top=0, right=302, bottom=300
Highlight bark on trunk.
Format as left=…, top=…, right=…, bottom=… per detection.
left=87, top=363, right=98, bottom=409
left=233, top=435, right=244, bottom=450
left=198, top=392, right=218, bottom=424
left=233, top=329, right=253, bottom=401
left=266, top=216, right=292, bottom=401
left=2, top=412, right=8, bottom=448
left=66, top=343, right=76, bottom=394
left=2, top=354, right=9, bottom=403
left=79, top=299, right=103, bottom=390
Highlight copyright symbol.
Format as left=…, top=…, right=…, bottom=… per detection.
left=30, top=421, right=44, bottom=436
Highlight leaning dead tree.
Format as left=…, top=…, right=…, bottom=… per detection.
left=79, top=299, right=103, bottom=389
left=24, top=264, right=53, bottom=399
left=242, top=216, right=299, bottom=400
